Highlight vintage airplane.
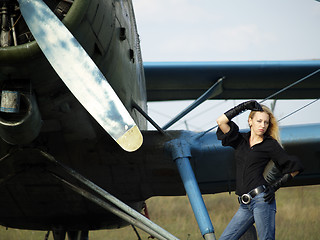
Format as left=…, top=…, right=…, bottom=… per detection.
left=0, top=0, right=320, bottom=239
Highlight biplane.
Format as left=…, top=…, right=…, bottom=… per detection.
left=0, top=0, right=319, bottom=239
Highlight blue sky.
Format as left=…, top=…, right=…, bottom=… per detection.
left=133, top=0, right=320, bottom=131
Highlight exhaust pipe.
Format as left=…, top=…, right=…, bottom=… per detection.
left=0, top=91, right=42, bottom=145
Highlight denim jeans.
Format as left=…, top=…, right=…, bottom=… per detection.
left=219, top=192, right=276, bottom=240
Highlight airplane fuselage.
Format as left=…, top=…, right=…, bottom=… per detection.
left=0, top=0, right=148, bottom=230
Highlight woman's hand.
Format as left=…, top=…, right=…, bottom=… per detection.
left=264, top=173, right=294, bottom=203
left=224, top=100, right=263, bottom=121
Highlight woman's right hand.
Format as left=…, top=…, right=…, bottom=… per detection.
left=243, top=100, right=263, bottom=111
left=224, top=100, right=263, bottom=120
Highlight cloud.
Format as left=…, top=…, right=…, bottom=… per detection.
left=134, top=0, right=320, bottom=61
left=213, top=24, right=277, bottom=54
left=134, top=0, right=221, bottom=25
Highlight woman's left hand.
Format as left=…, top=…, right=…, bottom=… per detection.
left=264, top=173, right=293, bottom=203
left=264, top=185, right=276, bottom=203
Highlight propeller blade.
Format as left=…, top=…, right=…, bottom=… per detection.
left=18, top=0, right=143, bottom=152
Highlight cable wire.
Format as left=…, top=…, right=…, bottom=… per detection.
left=278, top=98, right=320, bottom=122
left=199, top=67, right=320, bottom=137
left=260, top=68, right=320, bottom=103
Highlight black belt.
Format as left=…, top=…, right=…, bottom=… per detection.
left=238, top=185, right=266, bottom=205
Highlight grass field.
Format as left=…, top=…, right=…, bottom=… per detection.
left=1, top=185, right=319, bottom=240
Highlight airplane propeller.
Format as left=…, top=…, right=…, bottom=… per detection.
left=17, top=0, right=143, bottom=152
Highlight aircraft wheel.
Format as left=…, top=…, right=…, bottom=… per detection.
left=67, top=230, right=89, bottom=240
left=52, top=228, right=66, bottom=240
left=52, top=229, right=89, bottom=240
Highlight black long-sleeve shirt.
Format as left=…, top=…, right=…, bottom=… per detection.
left=217, top=121, right=304, bottom=196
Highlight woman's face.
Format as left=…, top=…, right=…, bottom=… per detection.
left=249, top=111, right=270, bottom=137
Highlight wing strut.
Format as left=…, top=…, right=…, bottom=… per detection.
left=132, top=101, right=166, bottom=135
left=162, top=77, right=224, bottom=130
left=43, top=152, right=179, bottom=240
left=165, top=139, right=216, bottom=240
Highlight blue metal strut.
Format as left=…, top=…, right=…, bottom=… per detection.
left=166, top=139, right=216, bottom=240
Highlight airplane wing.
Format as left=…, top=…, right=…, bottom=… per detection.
left=144, top=61, right=320, bottom=101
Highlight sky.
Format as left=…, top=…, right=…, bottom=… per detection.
left=132, top=0, right=320, bottom=131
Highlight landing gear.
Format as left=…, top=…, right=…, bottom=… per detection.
left=43, top=151, right=178, bottom=240
left=67, top=230, right=89, bottom=240
left=51, top=229, right=89, bottom=240
left=52, top=228, right=66, bottom=240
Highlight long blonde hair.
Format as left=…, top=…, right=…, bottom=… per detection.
left=248, top=105, right=281, bottom=143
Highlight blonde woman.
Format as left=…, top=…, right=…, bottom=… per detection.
left=216, top=100, right=303, bottom=240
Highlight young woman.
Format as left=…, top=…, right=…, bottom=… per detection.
left=216, top=100, right=303, bottom=240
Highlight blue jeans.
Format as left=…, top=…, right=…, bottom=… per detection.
left=219, top=192, right=276, bottom=240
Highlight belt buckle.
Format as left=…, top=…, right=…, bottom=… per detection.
left=240, top=193, right=252, bottom=204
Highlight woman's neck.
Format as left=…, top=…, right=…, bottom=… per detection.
left=249, top=132, right=264, bottom=147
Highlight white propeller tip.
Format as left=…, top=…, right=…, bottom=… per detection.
left=116, top=125, right=143, bottom=152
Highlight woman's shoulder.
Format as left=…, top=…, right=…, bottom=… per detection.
left=262, top=135, right=283, bottom=149
left=217, top=121, right=243, bottom=148
left=217, top=121, right=239, bottom=138
left=264, top=135, right=279, bottom=143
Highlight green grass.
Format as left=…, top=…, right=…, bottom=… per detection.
left=1, top=185, right=319, bottom=240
